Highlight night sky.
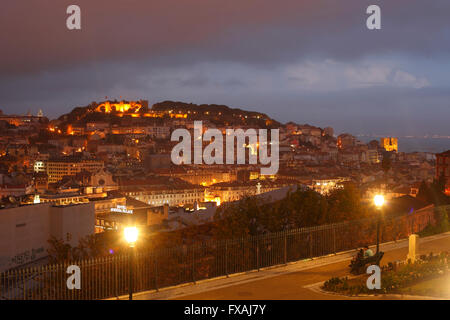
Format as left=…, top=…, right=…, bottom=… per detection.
left=1, top=1, right=450, bottom=136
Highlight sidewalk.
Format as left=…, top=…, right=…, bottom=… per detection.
left=111, top=231, right=450, bottom=300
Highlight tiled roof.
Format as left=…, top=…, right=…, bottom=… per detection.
left=436, top=150, right=450, bottom=156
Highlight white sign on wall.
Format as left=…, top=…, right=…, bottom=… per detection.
left=111, top=205, right=133, bottom=214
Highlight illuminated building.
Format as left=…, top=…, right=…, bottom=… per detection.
left=324, top=127, right=334, bottom=137
left=33, top=161, right=46, bottom=173
left=86, top=122, right=109, bottom=132
left=156, top=168, right=234, bottom=186
left=124, top=187, right=205, bottom=207
left=0, top=113, right=48, bottom=127
left=206, top=180, right=293, bottom=203
left=119, top=177, right=205, bottom=207
left=361, top=149, right=382, bottom=164
left=337, top=133, right=356, bottom=149
left=380, top=137, right=398, bottom=152
left=89, top=99, right=189, bottom=120
left=204, top=195, right=221, bottom=206
left=436, top=150, right=450, bottom=195
left=311, top=178, right=350, bottom=195
left=95, top=198, right=166, bottom=232
left=39, top=192, right=91, bottom=206
left=46, top=157, right=104, bottom=183
left=94, top=100, right=145, bottom=114
left=0, top=183, right=34, bottom=198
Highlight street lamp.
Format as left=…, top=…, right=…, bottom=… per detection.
left=124, top=226, right=138, bottom=245
left=373, top=195, right=385, bottom=253
left=124, top=226, right=139, bottom=300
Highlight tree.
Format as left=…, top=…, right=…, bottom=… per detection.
left=441, top=211, right=449, bottom=232
left=213, top=185, right=370, bottom=239
left=418, top=179, right=450, bottom=206
left=326, top=183, right=367, bottom=223
left=287, top=189, right=328, bottom=227
left=47, top=234, right=74, bottom=263
left=214, top=196, right=264, bottom=238
left=47, top=233, right=109, bottom=263
left=381, top=155, right=392, bottom=174
left=416, top=180, right=431, bottom=203
left=432, top=173, right=446, bottom=193
left=434, top=206, right=449, bottom=233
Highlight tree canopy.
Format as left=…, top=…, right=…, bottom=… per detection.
left=213, top=183, right=370, bottom=239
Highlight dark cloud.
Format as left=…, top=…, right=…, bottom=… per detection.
left=0, top=1, right=449, bottom=137
left=1, top=1, right=450, bottom=75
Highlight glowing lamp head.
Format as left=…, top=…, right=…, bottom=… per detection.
left=374, top=195, right=385, bottom=208
left=124, top=227, right=138, bottom=246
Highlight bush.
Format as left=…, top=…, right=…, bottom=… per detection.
left=322, top=254, right=450, bottom=296
left=419, top=209, right=450, bottom=237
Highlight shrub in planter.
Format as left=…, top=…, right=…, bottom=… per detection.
left=323, top=255, right=449, bottom=296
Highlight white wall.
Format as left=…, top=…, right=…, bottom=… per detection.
left=49, top=203, right=95, bottom=247
left=0, top=204, right=50, bottom=271
left=0, top=203, right=95, bottom=272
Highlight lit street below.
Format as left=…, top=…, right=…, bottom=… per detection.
left=128, top=233, right=450, bottom=300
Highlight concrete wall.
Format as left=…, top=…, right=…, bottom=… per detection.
left=0, top=204, right=50, bottom=271
left=49, top=203, right=95, bottom=247
left=0, top=202, right=95, bottom=272
left=147, top=204, right=169, bottom=226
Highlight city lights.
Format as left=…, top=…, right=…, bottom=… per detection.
left=1, top=1, right=449, bottom=303
left=374, top=194, right=385, bottom=208
left=124, top=226, right=139, bottom=246
left=373, top=194, right=385, bottom=254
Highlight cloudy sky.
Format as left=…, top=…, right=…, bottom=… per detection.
left=1, top=0, right=450, bottom=136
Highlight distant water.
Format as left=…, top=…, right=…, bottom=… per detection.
left=357, top=136, right=450, bottom=154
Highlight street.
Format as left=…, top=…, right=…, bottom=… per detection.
left=128, top=232, right=450, bottom=300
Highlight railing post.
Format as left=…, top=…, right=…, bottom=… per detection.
left=309, top=231, right=313, bottom=258
left=333, top=226, right=336, bottom=254
left=256, top=237, right=260, bottom=271
left=129, top=250, right=134, bottom=300
left=154, top=251, right=159, bottom=292
left=225, top=240, right=228, bottom=277
left=113, top=258, right=117, bottom=299
left=284, top=232, right=287, bottom=264
left=21, top=269, right=25, bottom=300
left=192, top=245, right=196, bottom=284
left=6, top=270, right=10, bottom=300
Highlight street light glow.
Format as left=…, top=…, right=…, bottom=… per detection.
left=374, top=194, right=385, bottom=208
left=124, top=227, right=138, bottom=246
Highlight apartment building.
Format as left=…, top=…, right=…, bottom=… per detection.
left=46, top=157, right=104, bottom=183
left=124, top=186, right=205, bottom=207
left=436, top=150, right=450, bottom=195
left=206, top=179, right=294, bottom=203
left=119, top=176, right=205, bottom=207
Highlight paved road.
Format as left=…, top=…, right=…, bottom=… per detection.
left=177, top=235, right=449, bottom=300
left=129, top=233, right=450, bottom=300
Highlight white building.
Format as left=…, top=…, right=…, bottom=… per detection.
left=0, top=202, right=95, bottom=271
left=310, top=178, right=351, bottom=195
left=125, top=187, right=205, bottom=207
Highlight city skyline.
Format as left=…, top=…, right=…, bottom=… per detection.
left=1, top=1, right=450, bottom=136
left=1, top=1, right=450, bottom=302
left=4, top=98, right=450, bottom=140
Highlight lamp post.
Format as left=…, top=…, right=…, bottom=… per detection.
left=124, top=226, right=138, bottom=300
left=373, top=195, right=385, bottom=253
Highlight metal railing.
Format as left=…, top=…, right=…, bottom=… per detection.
left=0, top=206, right=441, bottom=300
